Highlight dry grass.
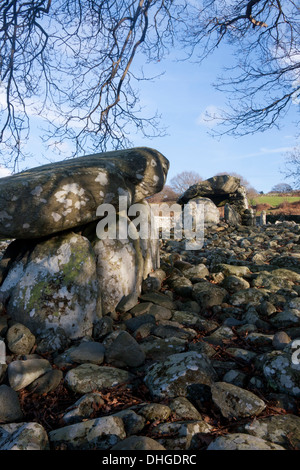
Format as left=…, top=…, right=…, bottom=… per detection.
left=274, top=200, right=300, bottom=215
left=255, top=203, right=272, bottom=212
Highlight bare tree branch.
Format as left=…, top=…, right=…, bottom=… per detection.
left=183, top=0, right=300, bottom=136
left=0, top=0, right=183, bottom=168
left=0, top=1, right=299, bottom=168
left=284, top=147, right=300, bottom=188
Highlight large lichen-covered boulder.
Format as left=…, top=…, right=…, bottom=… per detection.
left=207, top=433, right=285, bottom=450
left=251, top=269, right=300, bottom=292
left=262, top=345, right=300, bottom=398
left=242, top=415, right=300, bottom=449
left=211, top=382, right=266, bottom=419
left=49, top=416, right=126, bottom=450
left=64, top=363, right=132, bottom=395
left=192, top=281, right=227, bottom=309
left=0, top=147, right=169, bottom=239
left=144, top=351, right=217, bottom=399
left=0, top=422, right=49, bottom=450
left=0, top=232, right=98, bottom=339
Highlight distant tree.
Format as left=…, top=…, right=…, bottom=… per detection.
left=147, top=185, right=178, bottom=203
left=169, top=171, right=203, bottom=195
left=247, top=186, right=259, bottom=200
left=284, top=148, right=300, bottom=189
left=271, top=183, right=293, bottom=193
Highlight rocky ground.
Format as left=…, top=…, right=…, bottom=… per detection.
left=0, top=220, right=299, bottom=451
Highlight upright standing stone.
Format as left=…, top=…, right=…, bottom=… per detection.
left=260, top=210, right=267, bottom=226
left=89, top=201, right=160, bottom=315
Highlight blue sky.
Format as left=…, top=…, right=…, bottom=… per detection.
left=0, top=41, right=299, bottom=193
left=130, top=46, right=299, bottom=193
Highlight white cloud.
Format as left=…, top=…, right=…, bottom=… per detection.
left=48, top=140, right=72, bottom=156
left=196, top=105, right=222, bottom=128
left=0, top=166, right=12, bottom=178
left=0, top=84, right=7, bottom=110
left=211, top=145, right=296, bottom=166
left=241, top=146, right=295, bottom=159
left=0, top=81, right=84, bottom=129
left=273, top=45, right=300, bottom=106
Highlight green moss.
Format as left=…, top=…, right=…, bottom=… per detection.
left=61, top=248, right=88, bottom=282
left=24, top=277, right=61, bottom=312
left=20, top=236, right=96, bottom=314
left=54, top=235, right=96, bottom=285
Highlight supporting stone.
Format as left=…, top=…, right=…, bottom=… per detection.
left=224, top=204, right=241, bottom=226
left=242, top=208, right=256, bottom=226
left=190, top=197, right=220, bottom=225
left=0, top=233, right=98, bottom=339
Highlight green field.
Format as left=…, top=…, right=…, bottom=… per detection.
left=251, top=195, right=300, bottom=207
